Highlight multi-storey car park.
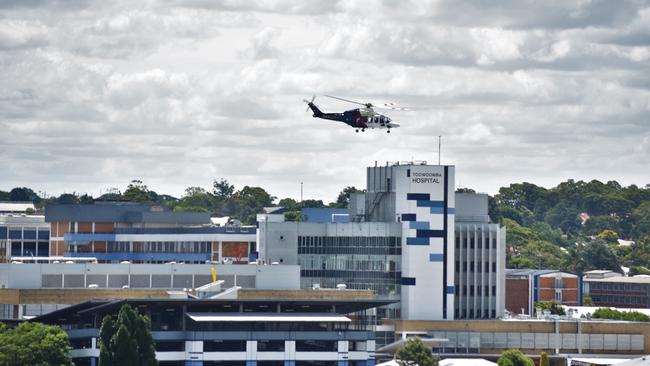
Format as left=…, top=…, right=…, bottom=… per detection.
left=33, top=296, right=393, bottom=366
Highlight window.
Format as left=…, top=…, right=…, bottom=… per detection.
left=8, top=230, right=21, bottom=240
left=295, top=340, right=336, bottom=352
left=155, top=341, right=185, bottom=352
left=257, top=340, right=285, bottom=352
left=204, top=340, right=246, bottom=352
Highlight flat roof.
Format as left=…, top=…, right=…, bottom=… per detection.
left=584, top=276, right=650, bottom=284
left=33, top=298, right=396, bottom=323
left=186, top=312, right=351, bottom=322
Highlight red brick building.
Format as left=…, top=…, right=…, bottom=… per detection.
left=506, top=269, right=581, bottom=315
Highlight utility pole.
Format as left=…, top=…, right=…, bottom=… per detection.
left=300, top=182, right=303, bottom=204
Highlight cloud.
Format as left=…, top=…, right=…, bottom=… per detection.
left=248, top=27, right=280, bottom=59
left=0, top=19, right=48, bottom=50
left=0, top=0, right=648, bottom=201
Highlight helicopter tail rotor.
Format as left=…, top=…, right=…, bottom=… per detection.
left=303, top=95, right=316, bottom=112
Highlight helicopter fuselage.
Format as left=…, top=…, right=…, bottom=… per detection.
left=306, top=102, right=400, bottom=132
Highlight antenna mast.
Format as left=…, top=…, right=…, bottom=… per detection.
left=438, top=135, right=442, bottom=165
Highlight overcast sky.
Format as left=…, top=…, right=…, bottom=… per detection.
left=1, top=0, right=649, bottom=203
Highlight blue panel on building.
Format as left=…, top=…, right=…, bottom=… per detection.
left=406, top=237, right=429, bottom=245
left=429, top=207, right=454, bottom=214
left=0, top=227, right=6, bottom=239
left=415, top=230, right=445, bottom=238
left=407, top=193, right=430, bottom=201
left=446, top=286, right=455, bottom=294
left=416, top=200, right=444, bottom=208
left=65, top=233, right=116, bottom=242
left=429, top=253, right=444, bottom=262
left=301, top=208, right=350, bottom=223
left=246, top=361, right=257, bottom=366
left=338, top=361, right=349, bottom=366
left=409, top=221, right=429, bottom=230
left=284, top=361, right=296, bottom=366
left=186, top=361, right=204, bottom=366
left=401, top=213, right=416, bottom=221
left=402, top=277, right=416, bottom=286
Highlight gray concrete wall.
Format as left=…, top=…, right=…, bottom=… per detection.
left=0, top=263, right=300, bottom=290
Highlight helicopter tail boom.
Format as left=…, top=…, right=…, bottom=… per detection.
left=303, top=96, right=323, bottom=117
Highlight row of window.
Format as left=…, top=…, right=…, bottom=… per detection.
left=9, top=241, right=49, bottom=257
left=298, top=254, right=401, bottom=272
left=455, top=260, right=497, bottom=273
left=455, top=284, right=497, bottom=297
left=589, top=282, right=649, bottom=292
left=70, top=339, right=360, bottom=352
left=298, top=236, right=400, bottom=248
left=591, top=295, right=646, bottom=305
left=454, top=309, right=497, bottom=319
left=0, top=227, right=49, bottom=241
left=72, top=241, right=212, bottom=253
left=455, top=236, right=497, bottom=249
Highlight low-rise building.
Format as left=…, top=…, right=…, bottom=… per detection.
left=583, top=270, right=650, bottom=308
left=45, top=203, right=256, bottom=264
left=506, top=269, right=581, bottom=315
left=382, top=318, right=650, bottom=363
left=0, top=213, right=50, bottom=261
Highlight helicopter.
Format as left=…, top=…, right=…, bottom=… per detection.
left=303, top=95, right=402, bottom=133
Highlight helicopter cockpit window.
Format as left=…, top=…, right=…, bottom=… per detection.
left=380, top=115, right=385, bottom=123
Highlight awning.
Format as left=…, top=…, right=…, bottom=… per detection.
left=186, top=312, right=351, bottom=323
left=570, top=357, right=635, bottom=366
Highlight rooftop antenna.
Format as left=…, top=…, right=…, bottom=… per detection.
left=438, top=135, right=442, bottom=165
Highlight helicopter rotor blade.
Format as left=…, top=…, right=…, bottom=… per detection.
left=323, top=95, right=368, bottom=107
left=376, top=102, right=410, bottom=111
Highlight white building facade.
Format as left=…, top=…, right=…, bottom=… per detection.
left=258, top=162, right=506, bottom=324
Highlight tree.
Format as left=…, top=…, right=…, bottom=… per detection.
left=213, top=178, right=235, bottom=200
left=8, top=187, right=41, bottom=203
left=592, top=308, right=650, bottom=322
left=98, top=304, right=157, bottom=366
left=278, top=197, right=300, bottom=211
left=123, top=180, right=152, bottom=204
left=333, top=186, right=364, bottom=208
left=580, top=238, right=622, bottom=273
left=112, top=325, right=138, bottom=366
left=497, top=349, right=534, bottom=366
left=540, top=352, right=550, bottom=366
left=284, top=211, right=302, bottom=221
left=177, top=186, right=213, bottom=212
left=534, top=301, right=566, bottom=316
left=0, top=321, right=73, bottom=366
left=55, top=193, right=80, bottom=205
left=632, top=202, right=650, bottom=239
left=233, top=186, right=276, bottom=224
left=395, top=337, right=438, bottom=366
left=99, top=315, right=115, bottom=366
left=544, top=200, right=581, bottom=235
